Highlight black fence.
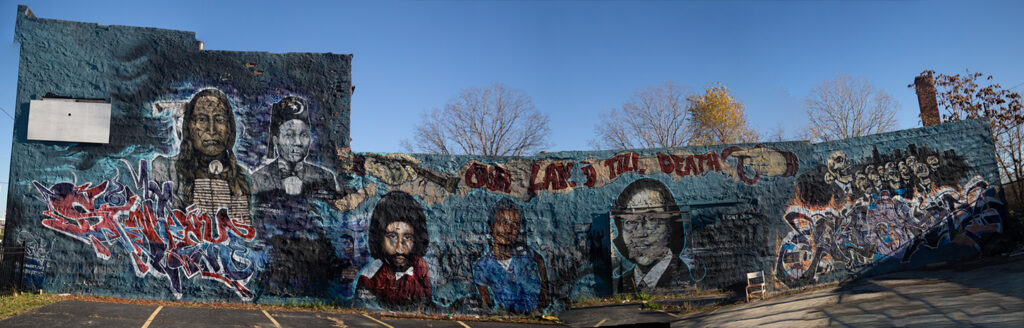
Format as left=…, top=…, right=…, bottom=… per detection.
left=0, top=242, right=27, bottom=294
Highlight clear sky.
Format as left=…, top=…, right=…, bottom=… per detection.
left=1, top=0, right=1023, bottom=217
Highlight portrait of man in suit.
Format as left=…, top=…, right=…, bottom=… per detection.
left=612, top=179, right=689, bottom=293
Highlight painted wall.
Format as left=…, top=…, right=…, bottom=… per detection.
left=4, top=6, right=1016, bottom=316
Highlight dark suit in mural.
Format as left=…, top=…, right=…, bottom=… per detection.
left=254, top=96, right=348, bottom=298
left=611, top=179, right=690, bottom=293
left=251, top=96, right=339, bottom=198
left=358, top=191, right=432, bottom=306
left=473, top=198, right=549, bottom=313
left=151, top=88, right=252, bottom=223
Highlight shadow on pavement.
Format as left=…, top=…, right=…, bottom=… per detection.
left=671, top=255, right=1024, bottom=327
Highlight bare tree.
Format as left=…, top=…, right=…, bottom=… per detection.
left=805, top=75, right=899, bottom=142
left=763, top=124, right=789, bottom=142
left=404, top=83, right=550, bottom=156
left=593, top=82, right=692, bottom=150
left=916, top=69, right=1024, bottom=200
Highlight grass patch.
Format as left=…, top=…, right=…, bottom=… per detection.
left=572, top=289, right=732, bottom=308
left=572, top=292, right=653, bottom=307
left=640, top=301, right=663, bottom=310
left=0, top=292, right=63, bottom=320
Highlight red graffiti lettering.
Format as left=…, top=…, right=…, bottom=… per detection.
left=699, top=153, right=722, bottom=172
left=33, top=164, right=258, bottom=301
left=530, top=161, right=575, bottom=194
left=581, top=162, right=597, bottom=187
left=655, top=152, right=722, bottom=178
left=464, top=163, right=512, bottom=193
left=605, top=153, right=642, bottom=179
left=657, top=153, right=674, bottom=173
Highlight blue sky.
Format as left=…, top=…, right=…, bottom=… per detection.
left=1, top=0, right=1023, bottom=217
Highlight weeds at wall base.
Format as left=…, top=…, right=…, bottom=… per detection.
left=0, top=291, right=65, bottom=320
left=571, top=289, right=731, bottom=308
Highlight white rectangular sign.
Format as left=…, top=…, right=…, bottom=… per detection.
left=27, top=98, right=111, bottom=143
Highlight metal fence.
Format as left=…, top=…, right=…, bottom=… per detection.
left=0, top=242, right=27, bottom=293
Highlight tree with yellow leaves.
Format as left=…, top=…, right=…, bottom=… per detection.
left=593, top=83, right=759, bottom=150
left=686, top=84, right=759, bottom=145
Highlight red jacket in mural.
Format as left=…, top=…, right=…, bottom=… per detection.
left=357, top=257, right=432, bottom=304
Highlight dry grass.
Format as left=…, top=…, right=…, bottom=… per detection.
left=0, top=291, right=64, bottom=320
left=572, top=289, right=731, bottom=308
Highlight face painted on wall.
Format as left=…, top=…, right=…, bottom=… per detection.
left=189, top=95, right=232, bottom=157
left=383, top=221, right=415, bottom=271
left=619, top=189, right=671, bottom=268
left=864, top=165, right=883, bottom=191
left=914, top=161, right=932, bottom=186
left=873, top=165, right=886, bottom=190
left=855, top=172, right=871, bottom=194
left=826, top=151, right=852, bottom=183
left=885, top=162, right=901, bottom=190
left=899, top=161, right=912, bottom=181
left=926, top=155, right=940, bottom=169
left=491, top=209, right=521, bottom=247
left=274, top=119, right=311, bottom=163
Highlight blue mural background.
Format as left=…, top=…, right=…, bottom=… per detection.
left=3, top=5, right=1017, bottom=316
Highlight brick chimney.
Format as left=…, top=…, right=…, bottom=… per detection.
left=914, top=74, right=941, bottom=126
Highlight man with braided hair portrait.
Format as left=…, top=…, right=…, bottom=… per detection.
left=152, top=88, right=251, bottom=223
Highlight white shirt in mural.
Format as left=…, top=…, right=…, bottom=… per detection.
left=634, top=249, right=673, bottom=289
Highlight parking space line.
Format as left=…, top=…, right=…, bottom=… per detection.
left=593, top=318, right=608, bottom=327
left=658, top=309, right=682, bottom=318
left=141, top=305, right=163, bottom=328
left=361, top=313, right=395, bottom=328
left=262, top=310, right=282, bottom=328
left=457, top=320, right=471, bottom=327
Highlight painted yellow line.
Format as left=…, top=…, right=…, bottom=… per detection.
left=140, top=305, right=162, bottom=328
left=658, top=309, right=682, bottom=318
left=457, top=320, right=471, bottom=328
left=361, top=313, right=395, bottom=328
left=594, top=318, right=608, bottom=327
left=262, top=310, right=282, bottom=328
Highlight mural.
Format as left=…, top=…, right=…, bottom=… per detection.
left=33, top=160, right=258, bottom=300
left=152, top=89, right=252, bottom=223
left=775, top=146, right=1008, bottom=287
left=357, top=191, right=432, bottom=307
left=251, top=96, right=339, bottom=197
left=28, top=87, right=350, bottom=302
left=339, top=146, right=799, bottom=207
left=7, top=8, right=1018, bottom=318
left=252, top=95, right=349, bottom=299
left=611, top=179, right=692, bottom=293
left=474, top=199, right=549, bottom=313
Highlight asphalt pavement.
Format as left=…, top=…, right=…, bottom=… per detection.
left=0, top=300, right=550, bottom=328
left=672, top=255, right=1024, bottom=327
left=3, top=255, right=1024, bottom=327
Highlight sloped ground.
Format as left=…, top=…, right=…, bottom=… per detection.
left=673, top=255, right=1024, bottom=327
